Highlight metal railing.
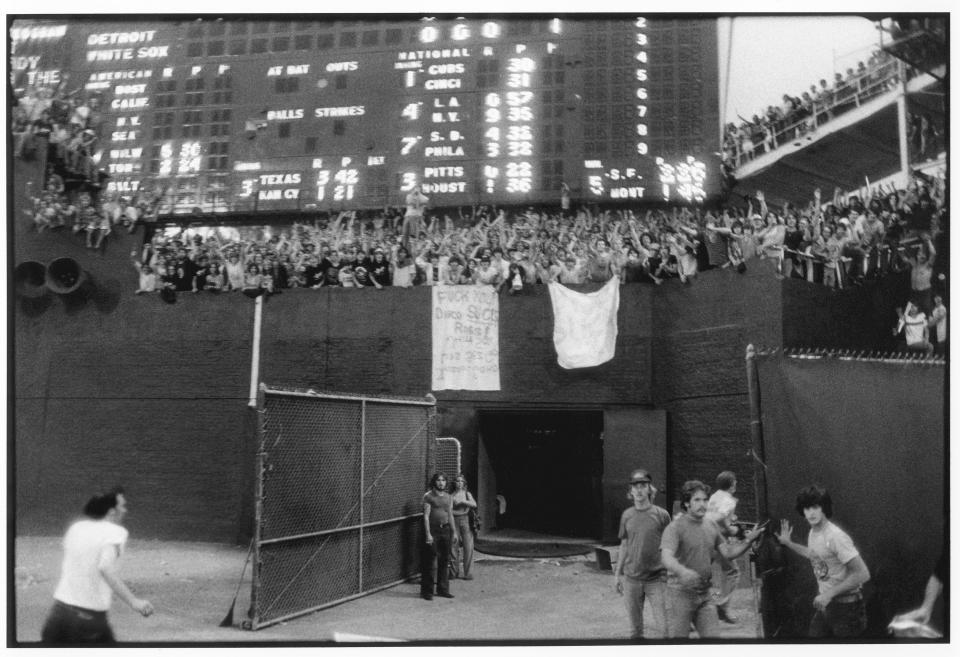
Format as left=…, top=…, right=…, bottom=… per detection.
left=726, top=58, right=906, bottom=169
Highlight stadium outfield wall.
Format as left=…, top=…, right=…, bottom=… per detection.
left=12, top=161, right=910, bottom=543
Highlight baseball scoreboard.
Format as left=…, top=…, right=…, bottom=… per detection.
left=11, top=17, right=720, bottom=213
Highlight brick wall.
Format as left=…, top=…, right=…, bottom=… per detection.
left=258, top=282, right=654, bottom=406
left=651, top=262, right=784, bottom=518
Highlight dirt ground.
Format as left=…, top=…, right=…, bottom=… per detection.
left=14, top=536, right=761, bottom=644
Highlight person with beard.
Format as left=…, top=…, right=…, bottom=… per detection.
left=420, top=473, right=458, bottom=601
left=660, top=480, right=763, bottom=638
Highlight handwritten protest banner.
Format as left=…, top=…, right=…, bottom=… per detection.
left=432, top=286, right=500, bottom=391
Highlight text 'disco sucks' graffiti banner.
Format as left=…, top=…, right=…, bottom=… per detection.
left=431, top=286, right=501, bottom=391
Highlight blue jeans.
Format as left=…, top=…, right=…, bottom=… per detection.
left=666, top=585, right=720, bottom=639
left=712, top=551, right=740, bottom=608
left=450, top=514, right=474, bottom=578
left=420, top=524, right=452, bottom=596
left=623, top=574, right=667, bottom=639
left=809, top=598, right=867, bottom=638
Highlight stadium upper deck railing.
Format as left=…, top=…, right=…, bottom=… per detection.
left=727, top=58, right=908, bottom=170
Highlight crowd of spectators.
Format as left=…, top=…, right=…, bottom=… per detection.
left=112, top=171, right=944, bottom=346
left=12, top=80, right=104, bottom=179
left=22, top=152, right=946, bottom=352
left=23, top=167, right=163, bottom=249
left=723, top=49, right=911, bottom=167
left=14, top=58, right=944, bottom=354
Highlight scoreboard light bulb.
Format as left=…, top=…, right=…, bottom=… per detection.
left=481, top=22, right=501, bottom=39
left=419, top=26, right=439, bottom=43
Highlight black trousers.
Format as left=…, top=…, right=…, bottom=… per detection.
left=420, top=524, right=452, bottom=595
left=41, top=600, right=115, bottom=644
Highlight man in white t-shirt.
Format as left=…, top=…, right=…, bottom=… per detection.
left=41, top=488, right=153, bottom=644
left=777, top=484, right=870, bottom=638
left=895, top=303, right=934, bottom=355
left=706, top=471, right=741, bottom=623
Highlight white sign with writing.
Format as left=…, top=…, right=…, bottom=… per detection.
left=432, top=286, right=500, bottom=391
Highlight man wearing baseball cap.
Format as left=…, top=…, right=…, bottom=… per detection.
left=613, top=469, right=672, bottom=639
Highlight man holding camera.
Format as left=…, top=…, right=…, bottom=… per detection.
left=707, top=470, right=742, bottom=623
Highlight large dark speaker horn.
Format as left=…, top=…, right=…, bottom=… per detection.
left=15, top=261, right=48, bottom=298
left=45, top=257, right=87, bottom=295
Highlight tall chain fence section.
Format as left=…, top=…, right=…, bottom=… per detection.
left=249, top=386, right=436, bottom=630
left=434, top=437, right=462, bottom=479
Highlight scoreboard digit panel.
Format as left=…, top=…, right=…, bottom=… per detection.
left=11, top=17, right=719, bottom=211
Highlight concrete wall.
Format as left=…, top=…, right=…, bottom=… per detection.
left=13, top=152, right=261, bottom=542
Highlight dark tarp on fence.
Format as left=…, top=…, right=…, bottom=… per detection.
left=753, top=351, right=946, bottom=639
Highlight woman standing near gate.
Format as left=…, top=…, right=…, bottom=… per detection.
left=451, top=475, right=478, bottom=580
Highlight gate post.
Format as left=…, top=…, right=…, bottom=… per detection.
left=745, top=344, right=768, bottom=519
left=359, top=399, right=366, bottom=594
left=249, top=382, right=268, bottom=629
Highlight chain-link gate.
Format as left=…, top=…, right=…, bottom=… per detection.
left=249, top=385, right=437, bottom=629
left=434, top=437, right=461, bottom=478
